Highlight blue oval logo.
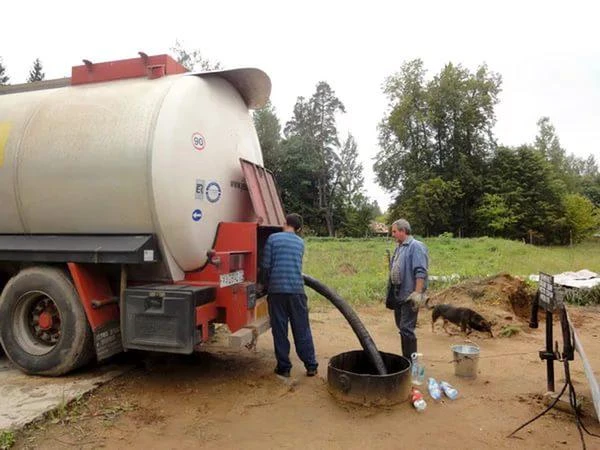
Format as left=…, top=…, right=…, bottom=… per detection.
left=206, top=181, right=222, bottom=203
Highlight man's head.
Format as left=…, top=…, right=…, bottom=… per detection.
left=391, top=218, right=411, bottom=244
left=285, top=213, right=303, bottom=233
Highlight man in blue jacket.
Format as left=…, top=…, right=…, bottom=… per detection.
left=261, top=213, right=318, bottom=378
left=386, top=218, right=429, bottom=358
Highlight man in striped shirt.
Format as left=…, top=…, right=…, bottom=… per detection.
left=261, top=213, right=318, bottom=378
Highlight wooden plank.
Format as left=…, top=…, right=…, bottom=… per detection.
left=228, top=316, right=271, bottom=350
left=228, top=328, right=254, bottom=350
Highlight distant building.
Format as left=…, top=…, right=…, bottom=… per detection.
left=370, top=221, right=389, bottom=237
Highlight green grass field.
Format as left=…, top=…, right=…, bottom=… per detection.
left=303, top=236, right=600, bottom=305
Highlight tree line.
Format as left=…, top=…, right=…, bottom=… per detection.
left=374, top=59, right=599, bottom=244
left=254, top=88, right=380, bottom=237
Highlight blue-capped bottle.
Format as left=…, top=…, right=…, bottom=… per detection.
left=411, top=352, right=425, bottom=385
left=428, top=377, right=442, bottom=401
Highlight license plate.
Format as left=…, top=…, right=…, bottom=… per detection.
left=220, top=269, right=244, bottom=287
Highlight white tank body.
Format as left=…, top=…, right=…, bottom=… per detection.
left=0, top=70, right=271, bottom=279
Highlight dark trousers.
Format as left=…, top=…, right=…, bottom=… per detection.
left=394, top=300, right=418, bottom=358
left=267, top=293, right=318, bottom=372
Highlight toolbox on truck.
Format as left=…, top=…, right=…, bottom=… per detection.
left=123, top=284, right=215, bottom=354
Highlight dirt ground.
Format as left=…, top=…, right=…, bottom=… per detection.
left=12, top=275, right=600, bottom=449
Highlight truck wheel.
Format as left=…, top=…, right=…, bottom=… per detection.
left=0, top=266, right=94, bottom=376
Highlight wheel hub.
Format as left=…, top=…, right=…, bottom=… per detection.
left=29, top=296, right=61, bottom=345
left=38, top=311, right=54, bottom=330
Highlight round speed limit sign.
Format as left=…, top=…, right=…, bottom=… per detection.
left=192, top=133, right=206, bottom=151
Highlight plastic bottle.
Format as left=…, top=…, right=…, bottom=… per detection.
left=410, top=352, right=425, bottom=385
left=440, top=381, right=459, bottom=400
left=411, top=388, right=427, bottom=412
left=427, top=377, right=442, bottom=401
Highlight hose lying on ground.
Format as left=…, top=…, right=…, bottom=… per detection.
left=303, top=274, right=388, bottom=375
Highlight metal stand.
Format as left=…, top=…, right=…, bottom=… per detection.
left=509, top=273, right=600, bottom=449
left=539, top=310, right=556, bottom=392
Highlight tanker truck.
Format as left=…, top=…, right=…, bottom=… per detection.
left=0, top=53, right=285, bottom=375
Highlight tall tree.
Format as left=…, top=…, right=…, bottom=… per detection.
left=334, top=134, right=375, bottom=237
left=533, top=117, right=581, bottom=192
left=535, top=117, right=566, bottom=171
left=253, top=101, right=282, bottom=173
left=284, top=82, right=346, bottom=236
left=374, top=59, right=430, bottom=193
left=27, top=58, right=45, bottom=82
left=276, top=135, right=320, bottom=227
left=375, top=60, right=502, bottom=236
left=337, top=134, right=364, bottom=206
left=486, top=145, right=565, bottom=243
left=0, top=57, right=9, bottom=85
left=170, top=40, right=222, bottom=71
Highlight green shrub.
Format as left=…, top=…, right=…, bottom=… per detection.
left=565, top=285, right=600, bottom=306
left=0, top=430, right=15, bottom=450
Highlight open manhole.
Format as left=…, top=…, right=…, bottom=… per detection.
left=327, top=350, right=411, bottom=406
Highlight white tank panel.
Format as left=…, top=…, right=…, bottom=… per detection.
left=0, top=90, right=57, bottom=233
left=17, top=79, right=165, bottom=234
left=151, top=75, right=262, bottom=270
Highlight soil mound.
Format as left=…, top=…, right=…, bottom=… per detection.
left=427, top=273, right=536, bottom=333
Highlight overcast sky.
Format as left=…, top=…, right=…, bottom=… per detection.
left=2, top=0, right=598, bottom=209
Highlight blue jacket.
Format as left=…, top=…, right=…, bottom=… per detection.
left=386, top=237, right=428, bottom=309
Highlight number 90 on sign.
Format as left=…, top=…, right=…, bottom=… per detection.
left=192, top=133, right=206, bottom=151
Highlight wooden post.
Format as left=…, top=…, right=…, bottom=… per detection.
left=569, top=229, right=573, bottom=247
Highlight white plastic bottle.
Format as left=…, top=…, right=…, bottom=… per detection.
left=411, top=352, right=425, bottom=385
left=440, top=381, right=459, bottom=400
left=411, top=388, right=427, bottom=412
left=428, top=377, right=442, bottom=401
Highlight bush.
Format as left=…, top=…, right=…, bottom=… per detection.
left=562, top=193, right=600, bottom=243
left=565, top=285, right=600, bottom=306
left=0, top=430, right=15, bottom=450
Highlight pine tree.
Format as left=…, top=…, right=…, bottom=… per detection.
left=253, top=101, right=282, bottom=172
left=27, top=58, right=45, bottom=82
left=0, top=57, right=9, bottom=85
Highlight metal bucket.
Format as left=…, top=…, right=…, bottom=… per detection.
left=327, top=350, right=411, bottom=406
left=451, top=344, right=480, bottom=378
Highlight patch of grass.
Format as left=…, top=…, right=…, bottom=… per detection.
left=47, top=394, right=86, bottom=425
left=99, top=401, right=136, bottom=424
left=0, top=430, right=15, bottom=450
left=499, top=324, right=521, bottom=337
left=303, top=236, right=600, bottom=305
left=565, top=285, right=600, bottom=306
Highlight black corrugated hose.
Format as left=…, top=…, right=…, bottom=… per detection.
left=303, top=274, right=388, bottom=375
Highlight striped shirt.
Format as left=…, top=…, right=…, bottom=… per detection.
left=261, top=231, right=305, bottom=294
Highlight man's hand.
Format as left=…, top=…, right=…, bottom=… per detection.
left=408, top=291, right=428, bottom=311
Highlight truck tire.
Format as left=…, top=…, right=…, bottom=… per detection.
left=0, top=266, right=95, bottom=376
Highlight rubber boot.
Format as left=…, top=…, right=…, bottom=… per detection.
left=401, top=337, right=417, bottom=359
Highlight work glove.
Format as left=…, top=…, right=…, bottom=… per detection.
left=408, top=291, right=428, bottom=312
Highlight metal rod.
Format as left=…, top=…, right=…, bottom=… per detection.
left=546, top=311, right=555, bottom=392
left=120, top=264, right=127, bottom=351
